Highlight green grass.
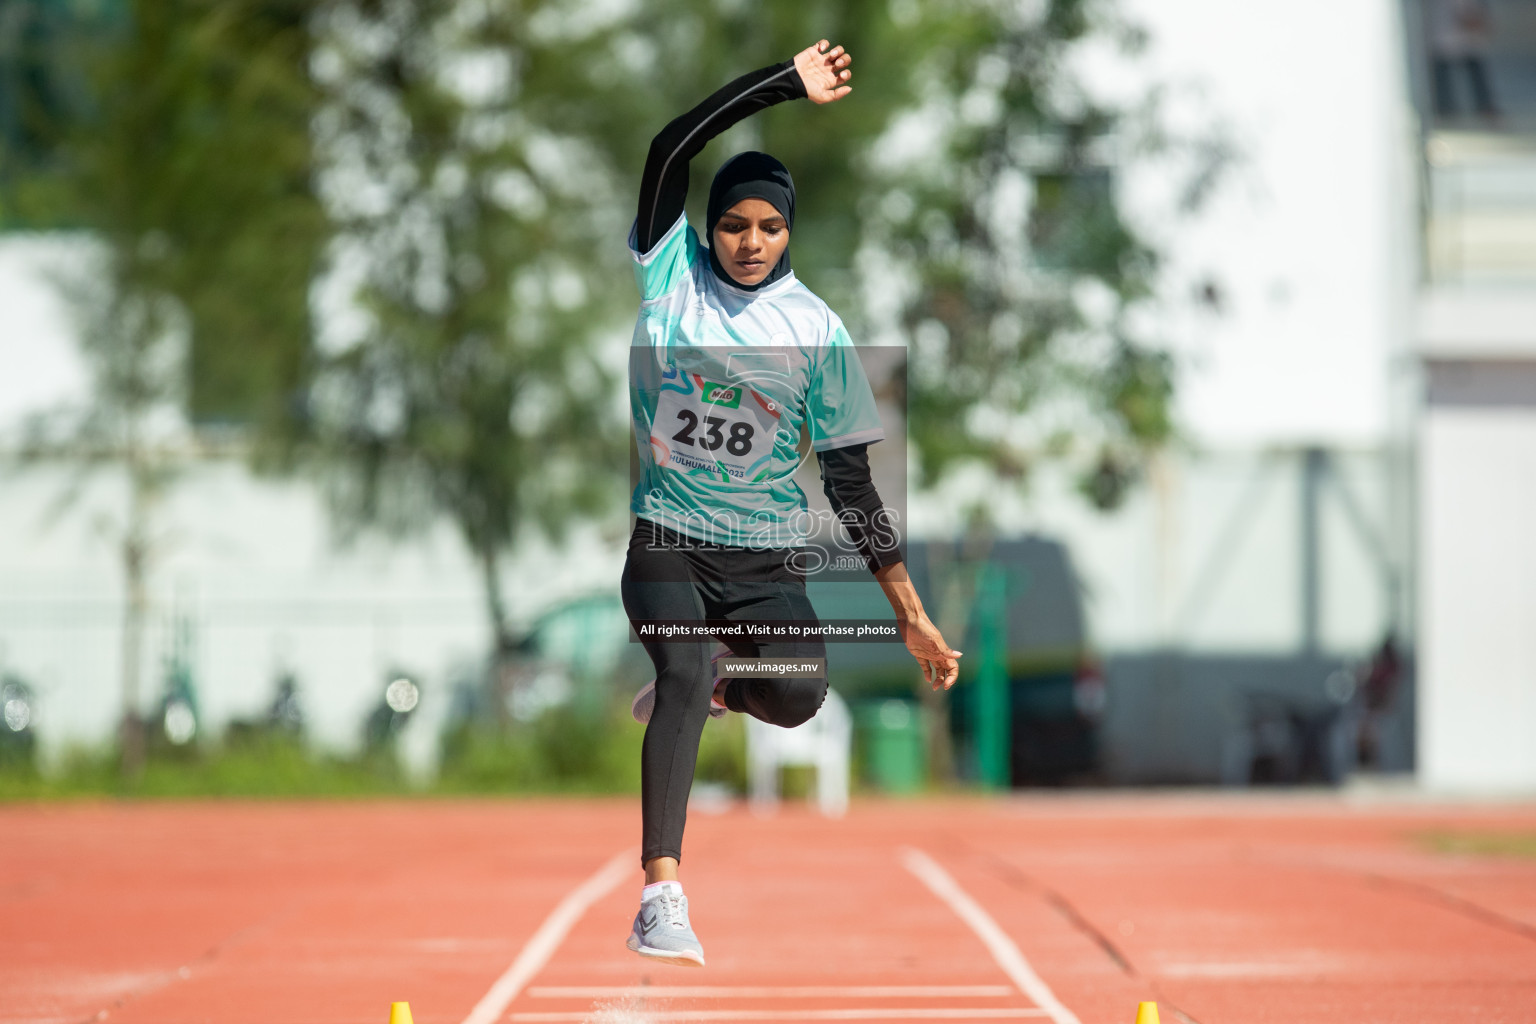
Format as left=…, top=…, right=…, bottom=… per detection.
left=0, top=700, right=751, bottom=801
left=1421, top=831, right=1536, bottom=860
left=0, top=738, right=412, bottom=800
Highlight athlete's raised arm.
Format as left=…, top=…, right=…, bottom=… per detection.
left=633, top=40, right=853, bottom=252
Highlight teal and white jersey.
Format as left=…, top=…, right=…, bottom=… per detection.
left=628, top=212, right=885, bottom=548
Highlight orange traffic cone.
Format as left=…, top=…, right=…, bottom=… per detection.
left=389, top=1002, right=414, bottom=1024
left=1134, top=1002, right=1160, bottom=1024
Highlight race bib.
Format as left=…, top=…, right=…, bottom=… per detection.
left=650, top=368, right=782, bottom=482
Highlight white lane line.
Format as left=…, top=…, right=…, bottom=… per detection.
left=527, top=986, right=1016, bottom=999
left=900, top=848, right=1083, bottom=1024
left=459, top=848, right=635, bottom=1024
left=511, top=1010, right=1048, bottom=1022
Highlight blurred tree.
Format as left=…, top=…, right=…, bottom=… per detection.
left=298, top=0, right=633, bottom=659
left=6, top=0, right=324, bottom=776
left=855, top=0, right=1183, bottom=506
left=3, top=1, right=323, bottom=426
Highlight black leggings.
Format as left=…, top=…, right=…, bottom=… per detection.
left=621, top=520, right=827, bottom=864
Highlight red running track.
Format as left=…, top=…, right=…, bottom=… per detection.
left=4, top=794, right=1536, bottom=1024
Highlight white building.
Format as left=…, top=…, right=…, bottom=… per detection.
left=1408, top=0, right=1536, bottom=790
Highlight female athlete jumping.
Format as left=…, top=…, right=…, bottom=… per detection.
left=622, top=39, right=962, bottom=967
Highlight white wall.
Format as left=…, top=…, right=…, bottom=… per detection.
left=1107, top=0, right=1412, bottom=449
left=1418, top=409, right=1536, bottom=789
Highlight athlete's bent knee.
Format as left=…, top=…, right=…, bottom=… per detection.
left=774, top=676, right=828, bottom=729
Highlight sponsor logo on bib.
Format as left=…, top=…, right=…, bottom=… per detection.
left=700, top=381, right=741, bottom=408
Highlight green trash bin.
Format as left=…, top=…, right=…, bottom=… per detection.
left=855, top=699, right=928, bottom=793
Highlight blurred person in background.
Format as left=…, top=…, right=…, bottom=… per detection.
left=620, top=39, right=961, bottom=967
left=1431, top=0, right=1500, bottom=120
left=1356, top=632, right=1403, bottom=769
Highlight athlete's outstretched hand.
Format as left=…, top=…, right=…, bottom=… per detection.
left=900, top=612, right=963, bottom=691
left=794, top=39, right=853, bottom=105
left=875, top=564, right=963, bottom=690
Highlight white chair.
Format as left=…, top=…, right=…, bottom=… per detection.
left=745, top=686, right=851, bottom=818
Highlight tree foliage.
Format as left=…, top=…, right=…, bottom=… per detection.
left=300, top=0, right=634, bottom=647
left=858, top=0, right=1179, bottom=510
left=11, top=0, right=326, bottom=426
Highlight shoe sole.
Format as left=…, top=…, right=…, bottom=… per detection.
left=631, top=683, right=727, bottom=726
left=630, top=684, right=654, bottom=725
left=627, top=933, right=705, bottom=967
left=633, top=647, right=735, bottom=726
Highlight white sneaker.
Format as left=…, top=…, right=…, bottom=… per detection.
left=626, top=885, right=705, bottom=967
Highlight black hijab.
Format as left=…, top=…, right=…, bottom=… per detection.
left=706, top=151, right=795, bottom=291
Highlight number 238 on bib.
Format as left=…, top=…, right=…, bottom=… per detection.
left=650, top=373, right=782, bottom=483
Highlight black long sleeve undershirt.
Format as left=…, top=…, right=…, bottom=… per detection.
left=635, top=64, right=895, bottom=574
left=817, top=445, right=904, bottom=573
left=634, top=59, right=806, bottom=253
